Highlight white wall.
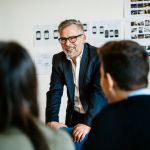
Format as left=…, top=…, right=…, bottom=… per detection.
left=0, top=0, right=149, bottom=123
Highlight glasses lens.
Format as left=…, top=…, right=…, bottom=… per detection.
left=68, top=36, right=77, bottom=43
left=59, top=38, right=66, bottom=44
left=59, top=34, right=83, bottom=44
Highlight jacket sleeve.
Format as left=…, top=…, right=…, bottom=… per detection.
left=84, top=58, right=107, bottom=126
left=45, top=54, right=65, bottom=123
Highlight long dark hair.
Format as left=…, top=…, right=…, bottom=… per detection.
left=0, top=41, right=49, bottom=150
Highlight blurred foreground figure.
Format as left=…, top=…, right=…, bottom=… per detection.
left=83, top=40, right=150, bottom=150
left=0, top=41, right=74, bottom=150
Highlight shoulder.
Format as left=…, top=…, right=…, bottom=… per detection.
left=38, top=122, right=74, bottom=150
left=84, top=43, right=99, bottom=60
left=85, top=43, right=97, bottom=53
left=85, top=43, right=97, bottom=50
left=0, top=128, right=34, bottom=150
left=52, top=51, right=67, bottom=65
left=53, top=51, right=65, bottom=60
left=92, top=104, right=122, bottom=126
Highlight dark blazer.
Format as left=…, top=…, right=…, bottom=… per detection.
left=46, top=43, right=107, bottom=126
left=82, top=95, right=150, bottom=150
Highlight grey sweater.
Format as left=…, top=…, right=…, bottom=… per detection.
left=0, top=121, right=74, bottom=150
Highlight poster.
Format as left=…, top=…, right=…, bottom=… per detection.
left=124, top=0, right=150, bottom=18
left=88, top=20, right=124, bottom=47
left=124, top=17, right=150, bottom=55
left=33, top=24, right=59, bottom=47
left=33, top=51, right=52, bottom=75
left=33, top=20, right=123, bottom=48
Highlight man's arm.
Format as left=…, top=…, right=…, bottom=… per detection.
left=47, top=121, right=67, bottom=129
left=82, top=53, right=107, bottom=126
left=72, top=45, right=107, bottom=142
left=72, top=65, right=106, bottom=141
left=46, top=54, right=65, bottom=125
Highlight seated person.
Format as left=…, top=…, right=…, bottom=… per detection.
left=82, top=40, right=150, bottom=150
left=0, top=41, right=74, bottom=150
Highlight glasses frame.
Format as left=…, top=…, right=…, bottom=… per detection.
left=58, top=34, right=83, bottom=44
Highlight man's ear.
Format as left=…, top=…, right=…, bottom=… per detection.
left=82, top=33, right=86, bottom=42
left=106, top=73, right=114, bottom=91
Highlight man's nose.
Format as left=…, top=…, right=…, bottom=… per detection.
left=65, top=39, right=72, bottom=46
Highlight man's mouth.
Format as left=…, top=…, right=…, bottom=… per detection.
left=66, top=47, right=75, bottom=52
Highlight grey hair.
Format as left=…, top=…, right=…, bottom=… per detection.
left=58, top=19, right=84, bottom=32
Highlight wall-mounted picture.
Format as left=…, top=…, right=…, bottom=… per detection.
left=83, top=23, right=87, bottom=32
left=92, top=26, right=97, bottom=34
left=53, top=30, right=58, bottom=39
left=36, top=31, right=41, bottom=40
left=44, top=30, right=49, bottom=40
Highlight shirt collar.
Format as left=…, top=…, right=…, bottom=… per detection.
left=128, top=88, right=150, bottom=97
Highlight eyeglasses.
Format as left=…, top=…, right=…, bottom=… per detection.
left=58, top=34, right=83, bottom=44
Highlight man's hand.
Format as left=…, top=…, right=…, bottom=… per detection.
left=47, top=121, right=67, bottom=129
left=73, top=124, right=91, bottom=142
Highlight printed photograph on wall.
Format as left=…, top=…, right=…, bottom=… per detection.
left=124, top=0, right=150, bottom=17
left=89, top=20, right=124, bottom=47
left=33, top=24, right=59, bottom=47
left=124, top=18, right=150, bottom=58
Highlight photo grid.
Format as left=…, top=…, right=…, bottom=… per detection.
left=131, top=0, right=150, bottom=15
left=131, top=19, right=150, bottom=40
left=130, top=19, right=150, bottom=57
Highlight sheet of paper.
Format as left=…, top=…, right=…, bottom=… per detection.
left=124, top=0, right=150, bottom=18
left=33, top=24, right=59, bottom=47
left=124, top=17, right=150, bottom=56
left=32, top=51, right=52, bottom=75
left=88, top=20, right=124, bottom=47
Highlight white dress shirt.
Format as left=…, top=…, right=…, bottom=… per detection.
left=66, top=51, right=85, bottom=114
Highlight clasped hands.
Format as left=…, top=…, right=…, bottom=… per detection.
left=47, top=121, right=91, bottom=142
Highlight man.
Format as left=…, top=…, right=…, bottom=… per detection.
left=83, top=40, right=150, bottom=150
left=46, top=19, right=107, bottom=142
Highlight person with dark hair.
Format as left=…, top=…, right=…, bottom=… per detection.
left=82, top=40, right=150, bottom=150
left=0, top=41, right=74, bottom=150
left=46, top=19, right=107, bottom=144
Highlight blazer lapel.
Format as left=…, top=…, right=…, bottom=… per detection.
left=63, top=44, right=89, bottom=102
left=79, top=44, right=89, bottom=88
left=63, top=59, right=75, bottom=102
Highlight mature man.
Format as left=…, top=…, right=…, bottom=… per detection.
left=46, top=19, right=107, bottom=142
left=83, top=40, right=150, bottom=150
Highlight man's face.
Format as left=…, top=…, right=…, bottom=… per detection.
left=59, top=24, right=86, bottom=59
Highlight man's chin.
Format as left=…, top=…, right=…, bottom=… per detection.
left=64, top=51, right=77, bottom=59
left=66, top=53, right=74, bottom=58
left=68, top=55, right=74, bottom=59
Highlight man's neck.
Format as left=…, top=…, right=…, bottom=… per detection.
left=110, top=89, right=130, bottom=103
left=72, top=58, right=76, bottom=65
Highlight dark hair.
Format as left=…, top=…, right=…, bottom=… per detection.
left=58, top=19, right=84, bottom=32
left=0, top=41, right=49, bottom=150
left=98, top=40, right=149, bottom=90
